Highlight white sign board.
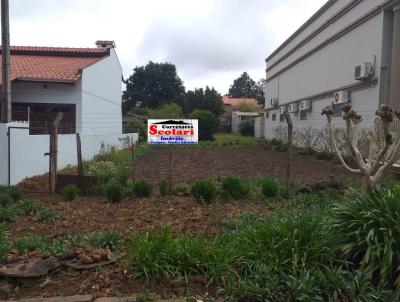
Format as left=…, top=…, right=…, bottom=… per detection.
left=147, top=119, right=198, bottom=145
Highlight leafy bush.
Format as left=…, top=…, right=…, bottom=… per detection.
left=316, top=151, right=335, bottom=161
left=261, top=177, right=280, bottom=198
left=188, top=110, right=218, bottom=141
left=105, top=181, right=124, bottom=203
left=329, top=186, right=400, bottom=291
left=37, top=208, right=58, bottom=223
left=159, top=179, right=168, bottom=196
left=60, top=185, right=80, bottom=201
left=0, top=186, right=24, bottom=204
left=124, top=117, right=147, bottom=142
left=239, top=118, right=255, bottom=137
left=147, top=103, right=183, bottom=119
left=191, top=179, right=217, bottom=203
left=221, top=176, right=251, bottom=200
left=87, top=161, right=119, bottom=182
left=133, top=180, right=152, bottom=198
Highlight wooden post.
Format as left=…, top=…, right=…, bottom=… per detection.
left=49, top=112, right=63, bottom=194
left=76, top=133, right=83, bottom=176
left=1, top=0, right=12, bottom=123
left=168, top=144, right=174, bottom=192
left=284, top=110, right=293, bottom=198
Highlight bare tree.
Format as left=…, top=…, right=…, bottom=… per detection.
left=322, top=104, right=400, bottom=193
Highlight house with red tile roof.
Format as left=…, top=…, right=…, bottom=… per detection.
left=0, top=41, right=138, bottom=186
left=0, top=40, right=122, bottom=135
left=221, top=96, right=260, bottom=108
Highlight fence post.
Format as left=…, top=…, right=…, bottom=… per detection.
left=284, top=110, right=293, bottom=198
left=76, top=133, right=83, bottom=177
left=49, top=112, right=63, bottom=194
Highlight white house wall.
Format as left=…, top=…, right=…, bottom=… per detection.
left=2, top=124, right=138, bottom=186
left=81, top=48, right=123, bottom=135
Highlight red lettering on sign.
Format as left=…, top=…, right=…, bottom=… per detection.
left=149, top=125, right=158, bottom=135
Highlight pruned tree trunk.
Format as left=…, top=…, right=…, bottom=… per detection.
left=284, top=109, right=293, bottom=197
left=322, top=104, right=400, bottom=193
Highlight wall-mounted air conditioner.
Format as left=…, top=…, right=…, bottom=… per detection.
left=280, top=106, right=286, bottom=115
left=354, top=62, right=374, bottom=80
left=288, top=103, right=299, bottom=113
left=333, top=90, right=350, bottom=104
left=270, top=98, right=279, bottom=107
left=299, top=100, right=312, bottom=111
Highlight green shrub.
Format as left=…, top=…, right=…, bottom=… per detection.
left=37, top=208, right=58, bottom=223
left=188, top=109, right=218, bottom=141
left=86, top=161, right=119, bottom=182
left=221, top=176, right=251, bottom=200
left=274, top=143, right=288, bottom=152
left=17, top=199, right=42, bottom=215
left=239, top=118, right=255, bottom=137
left=159, top=179, right=168, bottom=196
left=133, top=180, right=152, bottom=198
left=105, top=181, right=124, bottom=203
left=329, top=186, right=400, bottom=291
left=60, top=185, right=80, bottom=201
left=316, top=151, right=335, bottom=161
left=191, top=179, right=217, bottom=203
left=124, top=117, right=147, bottom=142
left=261, top=177, right=280, bottom=198
left=0, top=186, right=24, bottom=204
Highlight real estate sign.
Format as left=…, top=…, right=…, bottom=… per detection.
left=147, top=119, right=198, bottom=145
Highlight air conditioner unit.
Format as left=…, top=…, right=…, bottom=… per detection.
left=354, top=62, right=374, bottom=80
left=333, top=90, right=350, bottom=104
left=280, top=106, right=286, bottom=115
left=270, top=98, right=279, bottom=107
left=299, top=100, right=312, bottom=111
left=288, top=103, right=299, bottom=113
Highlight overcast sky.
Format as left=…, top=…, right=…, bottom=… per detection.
left=10, top=0, right=327, bottom=94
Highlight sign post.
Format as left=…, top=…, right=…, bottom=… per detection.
left=147, top=119, right=198, bottom=191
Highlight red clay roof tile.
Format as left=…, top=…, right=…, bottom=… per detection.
left=0, top=46, right=109, bottom=84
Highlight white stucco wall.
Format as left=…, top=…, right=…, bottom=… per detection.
left=263, top=0, right=389, bottom=140
left=1, top=124, right=138, bottom=186
left=80, top=48, right=123, bottom=135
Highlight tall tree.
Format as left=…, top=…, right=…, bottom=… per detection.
left=182, top=86, right=223, bottom=116
left=228, top=72, right=266, bottom=106
left=124, top=61, right=185, bottom=109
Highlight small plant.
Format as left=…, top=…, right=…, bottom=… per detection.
left=261, top=177, right=280, bottom=198
left=133, top=180, right=152, bottom=198
left=18, top=199, right=42, bottom=215
left=158, top=179, right=168, bottom=196
left=191, top=179, right=217, bottom=203
left=105, top=181, right=124, bottom=203
left=221, top=176, right=251, bottom=200
left=60, top=185, right=80, bottom=201
left=316, top=151, right=335, bottom=161
left=37, top=208, right=58, bottom=223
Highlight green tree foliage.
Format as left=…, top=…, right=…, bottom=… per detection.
left=188, top=110, right=218, bottom=141
left=239, top=118, right=255, bottom=136
left=229, top=72, right=266, bottom=106
left=147, top=103, right=183, bottom=119
left=124, top=62, right=185, bottom=109
left=182, top=86, right=223, bottom=116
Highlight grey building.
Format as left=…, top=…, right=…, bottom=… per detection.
left=261, top=0, right=400, bottom=139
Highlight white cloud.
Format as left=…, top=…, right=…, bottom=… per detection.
left=10, top=0, right=327, bottom=93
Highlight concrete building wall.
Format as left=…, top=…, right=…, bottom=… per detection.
left=263, top=0, right=400, bottom=141
left=81, top=48, right=123, bottom=135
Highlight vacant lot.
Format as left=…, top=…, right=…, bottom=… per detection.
left=134, top=145, right=353, bottom=184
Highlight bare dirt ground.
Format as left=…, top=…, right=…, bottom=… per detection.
left=0, top=144, right=353, bottom=299
left=134, top=145, right=353, bottom=184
